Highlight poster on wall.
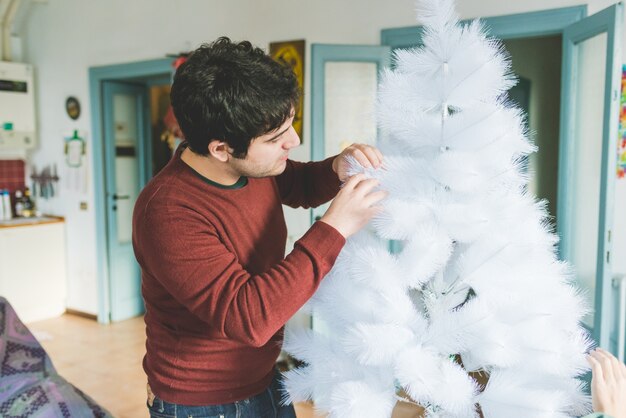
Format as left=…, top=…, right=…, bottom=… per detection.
left=270, top=40, right=305, bottom=142
left=618, top=65, right=626, bottom=179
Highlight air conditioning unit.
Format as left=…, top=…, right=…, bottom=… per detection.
left=0, top=61, right=36, bottom=151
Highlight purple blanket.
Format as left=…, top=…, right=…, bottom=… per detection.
left=0, top=296, right=113, bottom=417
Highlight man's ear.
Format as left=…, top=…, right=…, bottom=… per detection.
left=207, top=140, right=232, bottom=162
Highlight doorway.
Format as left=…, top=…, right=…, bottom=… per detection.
left=89, top=58, right=174, bottom=323
left=504, top=35, right=562, bottom=225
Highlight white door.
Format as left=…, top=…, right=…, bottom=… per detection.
left=557, top=3, right=622, bottom=351
left=103, top=81, right=148, bottom=322
left=310, top=44, right=391, bottom=332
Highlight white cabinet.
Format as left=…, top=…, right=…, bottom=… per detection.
left=0, top=219, right=67, bottom=322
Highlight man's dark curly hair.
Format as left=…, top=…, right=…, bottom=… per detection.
left=170, top=37, right=300, bottom=158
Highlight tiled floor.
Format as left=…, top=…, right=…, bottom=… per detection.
left=27, top=314, right=423, bottom=418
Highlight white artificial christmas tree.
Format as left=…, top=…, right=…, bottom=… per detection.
left=283, top=0, right=592, bottom=417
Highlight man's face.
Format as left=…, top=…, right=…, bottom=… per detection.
left=228, top=114, right=300, bottom=178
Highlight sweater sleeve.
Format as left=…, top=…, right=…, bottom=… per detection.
left=136, top=204, right=345, bottom=348
left=275, top=156, right=341, bottom=208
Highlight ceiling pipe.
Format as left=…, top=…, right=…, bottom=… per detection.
left=0, top=0, right=9, bottom=61
left=2, top=0, right=22, bottom=61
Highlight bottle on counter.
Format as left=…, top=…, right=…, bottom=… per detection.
left=14, top=189, right=24, bottom=217
left=21, top=188, right=35, bottom=218
left=1, top=190, right=12, bottom=220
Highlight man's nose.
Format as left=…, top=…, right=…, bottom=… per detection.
left=283, top=127, right=300, bottom=149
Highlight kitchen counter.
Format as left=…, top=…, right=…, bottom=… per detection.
left=0, top=215, right=64, bottom=228
left=0, top=217, right=67, bottom=322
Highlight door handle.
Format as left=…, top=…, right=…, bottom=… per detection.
left=113, top=194, right=130, bottom=201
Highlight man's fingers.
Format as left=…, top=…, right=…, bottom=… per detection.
left=341, top=143, right=384, bottom=169
left=353, top=178, right=380, bottom=194
left=357, top=145, right=382, bottom=168
left=343, top=173, right=366, bottom=189
left=369, top=205, right=385, bottom=217
left=364, top=190, right=388, bottom=207
left=374, top=147, right=384, bottom=165
left=352, top=148, right=373, bottom=169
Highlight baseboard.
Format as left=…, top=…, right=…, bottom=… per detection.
left=64, top=308, right=98, bottom=320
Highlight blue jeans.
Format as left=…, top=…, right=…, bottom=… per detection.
left=147, top=372, right=297, bottom=418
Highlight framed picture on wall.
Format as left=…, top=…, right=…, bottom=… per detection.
left=618, top=64, right=626, bottom=179
left=270, top=40, right=305, bottom=142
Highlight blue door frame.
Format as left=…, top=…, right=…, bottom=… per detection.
left=381, top=6, right=586, bottom=47
left=89, top=58, right=173, bottom=323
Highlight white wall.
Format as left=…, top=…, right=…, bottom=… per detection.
left=20, top=0, right=624, bottom=315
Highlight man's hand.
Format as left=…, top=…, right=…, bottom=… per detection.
left=320, top=174, right=387, bottom=238
left=332, top=143, right=384, bottom=182
left=587, top=348, right=626, bottom=418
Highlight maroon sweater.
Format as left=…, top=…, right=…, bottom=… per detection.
left=132, top=148, right=345, bottom=405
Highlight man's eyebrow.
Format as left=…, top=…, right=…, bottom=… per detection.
left=265, top=125, right=291, bottom=142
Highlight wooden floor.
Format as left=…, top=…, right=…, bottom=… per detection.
left=29, top=314, right=148, bottom=417
left=28, top=314, right=422, bottom=418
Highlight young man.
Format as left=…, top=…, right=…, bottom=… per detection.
left=132, top=37, right=386, bottom=418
